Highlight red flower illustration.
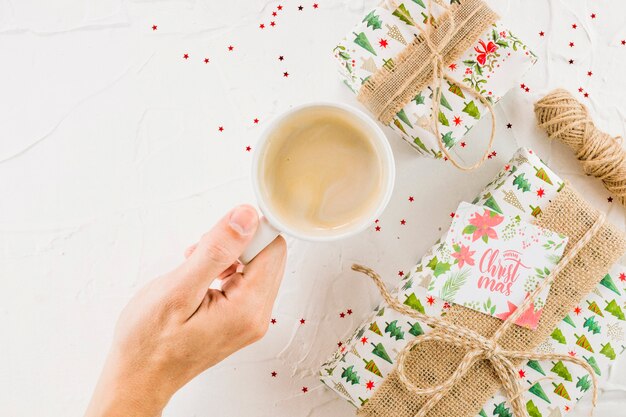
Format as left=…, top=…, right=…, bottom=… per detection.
left=465, top=209, right=504, bottom=242
left=451, top=244, right=475, bottom=268
left=474, top=40, right=498, bottom=65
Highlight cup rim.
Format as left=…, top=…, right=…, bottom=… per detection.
left=251, top=101, right=395, bottom=242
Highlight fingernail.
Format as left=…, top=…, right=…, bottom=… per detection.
left=229, top=206, right=257, bottom=236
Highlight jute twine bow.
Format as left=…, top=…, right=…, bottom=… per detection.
left=535, top=88, right=626, bottom=206
left=352, top=211, right=605, bottom=417
left=365, top=0, right=497, bottom=171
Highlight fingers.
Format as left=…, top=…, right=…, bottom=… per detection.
left=224, top=236, right=287, bottom=305
left=171, top=205, right=259, bottom=309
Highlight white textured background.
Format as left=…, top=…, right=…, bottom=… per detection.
left=1, top=0, right=626, bottom=416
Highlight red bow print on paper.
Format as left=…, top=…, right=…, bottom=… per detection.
left=474, top=40, right=498, bottom=65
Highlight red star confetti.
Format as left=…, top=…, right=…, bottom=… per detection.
left=620, top=272, right=626, bottom=282
left=271, top=371, right=277, bottom=377
left=183, top=53, right=189, bottom=59
left=427, top=295, right=435, bottom=306
left=361, top=337, right=368, bottom=345
left=339, top=312, right=345, bottom=318
left=283, top=71, right=289, bottom=77
left=536, top=188, right=545, bottom=198
left=204, top=58, right=209, bottom=64
left=398, top=270, right=404, bottom=277
left=313, top=3, right=319, bottom=8
left=578, top=87, right=584, bottom=93
left=608, top=196, right=614, bottom=202
left=449, top=212, right=455, bottom=218
left=302, top=387, right=308, bottom=393
left=228, top=45, right=234, bottom=51
left=400, top=219, right=406, bottom=225
left=590, top=13, right=596, bottom=19
left=218, top=126, right=224, bottom=132
left=270, top=21, right=276, bottom=27
left=366, top=381, right=375, bottom=390
left=622, top=40, right=626, bottom=46
left=253, top=118, right=259, bottom=124
left=504, top=164, right=511, bottom=171
left=300, top=318, right=306, bottom=324
left=375, top=225, right=381, bottom=232
left=245, top=146, right=252, bottom=152
left=569, top=41, right=575, bottom=47
left=379, top=39, right=388, bottom=48
left=565, top=406, right=571, bottom=412
left=572, top=23, right=577, bottom=29
left=520, top=83, right=526, bottom=89
left=574, top=306, right=582, bottom=315
left=448, top=63, right=457, bottom=71
left=408, top=196, right=414, bottom=202
left=277, top=5, right=283, bottom=10
left=518, top=369, right=526, bottom=378
left=584, top=92, right=589, bottom=98
left=587, top=71, right=593, bottom=76
left=453, top=116, right=462, bottom=126
left=152, top=25, right=157, bottom=30
left=539, top=31, right=545, bottom=37
left=460, top=141, right=466, bottom=147
left=271, top=318, right=277, bottom=324
left=272, top=11, right=277, bottom=17
left=347, top=309, right=352, bottom=315
left=569, top=59, right=574, bottom=64
left=337, top=341, right=342, bottom=347
left=260, top=23, right=265, bottom=29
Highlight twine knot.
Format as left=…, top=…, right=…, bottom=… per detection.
left=351, top=211, right=605, bottom=417
left=535, top=88, right=626, bottom=206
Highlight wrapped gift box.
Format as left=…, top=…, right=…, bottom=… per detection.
left=333, top=1, right=537, bottom=158
left=320, top=148, right=626, bottom=417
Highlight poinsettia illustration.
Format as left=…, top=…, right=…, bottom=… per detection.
left=496, top=299, right=543, bottom=329
left=451, top=244, right=475, bottom=268
left=463, top=209, right=504, bottom=243
left=474, top=40, right=498, bottom=65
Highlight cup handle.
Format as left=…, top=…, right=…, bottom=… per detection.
left=240, top=216, right=281, bottom=264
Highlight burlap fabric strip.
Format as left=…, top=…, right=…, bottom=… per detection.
left=354, top=185, right=626, bottom=417
left=357, top=0, right=499, bottom=170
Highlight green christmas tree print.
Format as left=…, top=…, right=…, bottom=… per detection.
left=412, top=0, right=426, bottom=8
left=575, top=333, right=594, bottom=352
left=576, top=374, right=591, bottom=392
left=385, top=320, right=405, bottom=340
left=550, top=361, right=573, bottom=382
left=369, top=321, right=383, bottom=336
left=448, top=81, right=465, bottom=98
left=552, top=382, right=571, bottom=400
left=526, top=360, right=546, bottom=376
left=407, top=321, right=424, bottom=337
left=441, top=132, right=455, bottom=149
left=371, top=342, right=393, bottom=364
left=600, top=274, right=621, bottom=295
left=404, top=293, right=425, bottom=313
left=478, top=409, right=487, bottom=417
left=600, top=342, right=616, bottom=360
left=587, top=300, right=604, bottom=317
left=528, top=382, right=552, bottom=403
left=393, top=118, right=408, bottom=135
left=534, top=166, right=553, bottom=185
left=439, top=92, right=453, bottom=111
left=438, top=111, right=450, bottom=127
left=396, top=108, right=414, bottom=128
left=529, top=205, right=542, bottom=217
left=392, top=4, right=415, bottom=26
left=583, top=355, right=601, bottom=375
left=513, top=173, right=531, bottom=192
left=413, top=136, right=428, bottom=153
left=583, top=316, right=601, bottom=334
left=483, top=195, right=503, bottom=214
left=414, top=92, right=425, bottom=105
left=341, top=365, right=360, bottom=385
left=333, top=382, right=354, bottom=401
left=462, top=100, right=481, bottom=119
left=362, top=10, right=382, bottom=30
left=353, top=32, right=377, bottom=56
left=562, top=314, right=576, bottom=327
left=526, top=400, right=543, bottom=417
left=551, top=328, right=566, bottom=344
left=493, top=401, right=513, bottom=417
left=605, top=299, right=625, bottom=320
left=363, top=358, right=382, bottom=377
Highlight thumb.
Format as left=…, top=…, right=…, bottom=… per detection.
left=173, top=205, right=259, bottom=305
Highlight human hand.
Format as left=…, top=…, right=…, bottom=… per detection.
left=85, top=205, right=287, bottom=417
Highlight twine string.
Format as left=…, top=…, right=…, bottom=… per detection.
left=351, top=212, right=605, bottom=417
left=383, top=0, right=496, bottom=171
left=535, top=88, right=626, bottom=205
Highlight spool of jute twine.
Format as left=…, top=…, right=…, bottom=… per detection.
left=534, top=88, right=626, bottom=206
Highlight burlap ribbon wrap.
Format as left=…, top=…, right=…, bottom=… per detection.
left=357, top=0, right=500, bottom=170
left=354, top=185, right=626, bottom=417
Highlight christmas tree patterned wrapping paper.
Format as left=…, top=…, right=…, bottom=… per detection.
left=333, top=0, right=537, bottom=158
left=319, top=147, right=626, bottom=417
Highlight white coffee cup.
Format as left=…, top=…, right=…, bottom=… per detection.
left=240, top=102, right=395, bottom=264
